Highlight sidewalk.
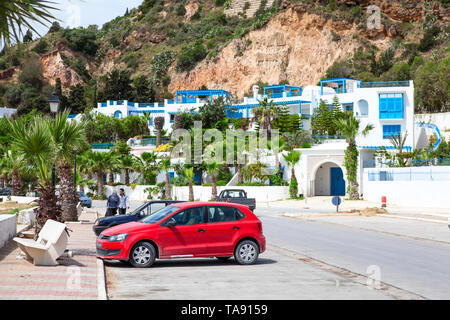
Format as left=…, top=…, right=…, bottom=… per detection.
left=0, top=209, right=104, bottom=300
left=265, top=197, right=450, bottom=219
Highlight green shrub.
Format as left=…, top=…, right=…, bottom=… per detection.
left=175, top=4, right=186, bottom=16
left=32, top=39, right=49, bottom=54
left=62, top=27, right=99, bottom=55
left=419, top=25, right=441, bottom=52
left=289, top=176, right=298, bottom=199
left=176, top=43, right=207, bottom=72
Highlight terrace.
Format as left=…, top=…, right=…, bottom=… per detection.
left=320, top=78, right=361, bottom=95
left=263, top=85, right=302, bottom=99
left=175, top=89, right=230, bottom=104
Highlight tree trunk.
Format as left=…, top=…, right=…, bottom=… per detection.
left=97, top=171, right=104, bottom=196
left=125, top=169, right=130, bottom=185
left=345, top=141, right=360, bottom=200
left=109, top=172, right=114, bottom=184
left=275, top=153, right=281, bottom=177
left=165, top=171, right=172, bottom=200
left=34, top=184, right=62, bottom=239
left=59, top=163, right=79, bottom=222
left=237, top=164, right=243, bottom=184
left=156, top=130, right=162, bottom=147
left=11, top=170, right=23, bottom=196
left=188, top=181, right=194, bottom=201
left=211, top=173, right=217, bottom=201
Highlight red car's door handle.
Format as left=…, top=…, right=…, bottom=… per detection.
left=233, top=226, right=240, bottom=230
left=198, top=228, right=206, bottom=232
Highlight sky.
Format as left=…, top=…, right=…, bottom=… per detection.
left=31, top=0, right=144, bottom=36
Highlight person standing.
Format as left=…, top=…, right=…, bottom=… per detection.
left=106, top=191, right=120, bottom=216
left=118, top=188, right=130, bottom=215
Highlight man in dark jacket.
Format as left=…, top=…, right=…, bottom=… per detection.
left=106, top=191, right=120, bottom=216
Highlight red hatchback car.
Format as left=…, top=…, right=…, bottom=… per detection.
left=96, top=202, right=266, bottom=267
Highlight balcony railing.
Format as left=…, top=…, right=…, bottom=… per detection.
left=360, top=81, right=410, bottom=88
left=91, top=143, right=115, bottom=150
left=129, top=137, right=171, bottom=147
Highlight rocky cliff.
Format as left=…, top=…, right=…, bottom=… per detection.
left=169, top=7, right=392, bottom=97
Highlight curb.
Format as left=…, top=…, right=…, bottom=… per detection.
left=377, top=214, right=448, bottom=225
left=97, top=258, right=108, bottom=300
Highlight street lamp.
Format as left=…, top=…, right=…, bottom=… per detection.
left=48, top=92, right=60, bottom=114
left=48, top=92, right=60, bottom=187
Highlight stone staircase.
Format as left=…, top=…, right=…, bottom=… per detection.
left=225, top=0, right=275, bottom=18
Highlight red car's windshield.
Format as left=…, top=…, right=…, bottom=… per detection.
left=139, top=205, right=179, bottom=224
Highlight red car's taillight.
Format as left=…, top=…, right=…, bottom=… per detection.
left=257, top=221, right=263, bottom=233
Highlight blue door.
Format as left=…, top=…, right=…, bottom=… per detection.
left=330, top=167, right=345, bottom=196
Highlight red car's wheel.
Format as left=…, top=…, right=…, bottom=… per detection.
left=129, top=242, right=156, bottom=268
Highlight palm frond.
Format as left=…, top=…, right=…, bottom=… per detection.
left=0, top=0, right=59, bottom=47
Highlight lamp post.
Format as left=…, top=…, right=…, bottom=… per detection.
left=48, top=92, right=60, bottom=114
left=48, top=92, right=60, bottom=188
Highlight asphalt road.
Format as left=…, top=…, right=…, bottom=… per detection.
left=97, top=200, right=450, bottom=299
left=255, top=207, right=450, bottom=300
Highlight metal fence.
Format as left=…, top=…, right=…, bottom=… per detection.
left=360, top=81, right=410, bottom=88
left=368, top=167, right=450, bottom=181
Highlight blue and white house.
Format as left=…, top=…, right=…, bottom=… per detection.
left=83, top=78, right=439, bottom=197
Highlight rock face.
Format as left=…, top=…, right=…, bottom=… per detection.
left=0, top=43, right=84, bottom=89
left=168, top=7, right=391, bottom=97
left=40, top=49, right=84, bottom=88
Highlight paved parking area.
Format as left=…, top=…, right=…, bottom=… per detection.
left=104, top=247, right=395, bottom=300
left=0, top=210, right=100, bottom=300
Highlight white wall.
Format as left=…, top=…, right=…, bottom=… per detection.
left=363, top=166, right=450, bottom=208
left=0, top=214, right=16, bottom=249
left=103, top=185, right=290, bottom=202
left=415, top=112, right=450, bottom=141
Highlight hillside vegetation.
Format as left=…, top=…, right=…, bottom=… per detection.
left=0, top=0, right=448, bottom=115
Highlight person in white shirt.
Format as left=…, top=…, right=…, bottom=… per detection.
left=118, top=188, right=130, bottom=215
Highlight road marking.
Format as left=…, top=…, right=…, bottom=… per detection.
left=269, top=244, right=426, bottom=300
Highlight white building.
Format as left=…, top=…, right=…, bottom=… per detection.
left=0, top=107, right=17, bottom=118
left=82, top=78, right=440, bottom=198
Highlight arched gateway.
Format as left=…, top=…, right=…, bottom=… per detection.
left=313, top=161, right=346, bottom=196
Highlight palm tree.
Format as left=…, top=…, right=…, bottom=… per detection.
left=0, top=155, right=7, bottom=189
left=334, top=112, right=374, bottom=199
left=389, top=131, right=409, bottom=167
left=182, top=167, right=195, bottom=201
left=118, top=155, right=136, bottom=185
left=75, top=171, right=95, bottom=195
left=48, top=110, right=86, bottom=221
left=154, top=117, right=164, bottom=147
left=3, top=149, right=26, bottom=196
left=76, top=151, right=95, bottom=193
left=8, top=116, right=61, bottom=236
left=104, top=152, right=120, bottom=184
left=283, top=150, right=301, bottom=199
left=160, top=157, right=172, bottom=200
left=268, top=136, right=286, bottom=176
left=135, top=152, right=158, bottom=184
left=206, top=162, right=219, bottom=200
left=84, top=150, right=110, bottom=197
left=251, top=97, right=278, bottom=133
left=0, top=0, right=58, bottom=48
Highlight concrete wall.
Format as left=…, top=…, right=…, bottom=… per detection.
left=415, top=112, right=450, bottom=141
left=17, top=208, right=37, bottom=227
left=0, top=214, right=16, bottom=249
left=102, top=185, right=290, bottom=202
left=363, top=166, right=450, bottom=208
left=0, top=196, right=38, bottom=204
